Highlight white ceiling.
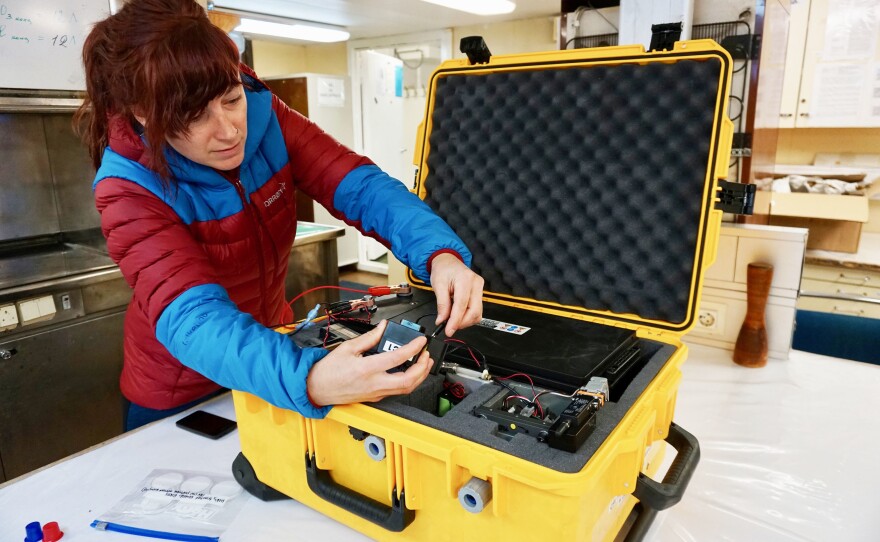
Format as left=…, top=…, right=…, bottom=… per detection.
left=212, top=0, right=563, bottom=40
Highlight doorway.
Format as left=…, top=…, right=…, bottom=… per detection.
left=347, top=30, right=453, bottom=275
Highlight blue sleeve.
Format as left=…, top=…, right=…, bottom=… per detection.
left=333, top=164, right=472, bottom=281
left=156, top=283, right=331, bottom=418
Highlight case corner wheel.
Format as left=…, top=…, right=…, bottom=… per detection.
left=232, top=452, right=290, bottom=501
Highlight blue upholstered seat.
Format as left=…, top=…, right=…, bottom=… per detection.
left=792, top=309, right=880, bottom=364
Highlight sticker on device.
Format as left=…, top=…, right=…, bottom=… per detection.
left=478, top=318, right=530, bottom=335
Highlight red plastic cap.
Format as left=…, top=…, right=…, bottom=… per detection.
left=42, top=522, right=63, bottom=542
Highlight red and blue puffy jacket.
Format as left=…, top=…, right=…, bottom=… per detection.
left=93, top=70, right=470, bottom=415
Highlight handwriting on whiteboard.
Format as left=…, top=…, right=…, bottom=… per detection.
left=0, top=4, right=84, bottom=49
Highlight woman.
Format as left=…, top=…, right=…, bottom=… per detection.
left=76, top=0, right=484, bottom=430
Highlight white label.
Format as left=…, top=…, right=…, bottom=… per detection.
left=142, top=487, right=230, bottom=506
left=381, top=340, right=402, bottom=352
left=317, top=77, right=345, bottom=107
left=478, top=318, right=531, bottom=335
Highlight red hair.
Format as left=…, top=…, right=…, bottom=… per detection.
left=75, top=0, right=241, bottom=182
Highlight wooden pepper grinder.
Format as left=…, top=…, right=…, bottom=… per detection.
left=733, top=262, right=774, bottom=368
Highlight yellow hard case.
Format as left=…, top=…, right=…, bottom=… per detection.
left=233, top=40, right=733, bottom=541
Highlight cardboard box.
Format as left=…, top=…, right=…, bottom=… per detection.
left=754, top=167, right=878, bottom=253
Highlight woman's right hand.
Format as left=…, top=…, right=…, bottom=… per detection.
left=305, top=320, right=432, bottom=407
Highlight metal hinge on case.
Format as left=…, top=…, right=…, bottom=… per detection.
left=460, top=36, right=492, bottom=65
left=715, top=180, right=756, bottom=215
left=731, top=132, right=752, bottom=157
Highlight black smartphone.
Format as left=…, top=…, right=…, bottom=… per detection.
left=175, top=410, right=237, bottom=439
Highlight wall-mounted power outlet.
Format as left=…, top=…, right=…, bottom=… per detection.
left=0, top=304, right=19, bottom=331
left=696, top=301, right=726, bottom=336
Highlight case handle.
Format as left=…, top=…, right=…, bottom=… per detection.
left=623, top=422, right=700, bottom=541
left=305, top=454, right=415, bottom=532
left=632, top=422, right=700, bottom=510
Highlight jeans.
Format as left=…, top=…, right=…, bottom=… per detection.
left=122, top=389, right=227, bottom=432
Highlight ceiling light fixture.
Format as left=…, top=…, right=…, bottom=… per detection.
left=234, top=18, right=350, bottom=43
left=420, top=0, right=516, bottom=16
left=207, top=4, right=350, bottom=43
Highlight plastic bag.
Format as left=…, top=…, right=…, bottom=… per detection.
left=91, top=469, right=249, bottom=541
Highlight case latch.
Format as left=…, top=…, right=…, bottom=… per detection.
left=460, top=36, right=492, bottom=65
left=715, top=180, right=756, bottom=215
left=648, top=22, right=683, bottom=52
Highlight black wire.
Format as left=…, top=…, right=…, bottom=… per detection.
left=584, top=1, right=618, bottom=32
left=416, top=313, right=436, bottom=326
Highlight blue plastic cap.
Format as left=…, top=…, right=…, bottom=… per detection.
left=400, top=319, right=422, bottom=332
left=24, top=521, right=43, bottom=542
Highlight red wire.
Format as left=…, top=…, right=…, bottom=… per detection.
left=443, top=338, right=482, bottom=369
left=281, top=284, right=370, bottom=326
left=534, top=399, right=544, bottom=419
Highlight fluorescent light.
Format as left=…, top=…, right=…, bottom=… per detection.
left=234, top=18, right=350, bottom=43
left=421, top=0, right=515, bottom=16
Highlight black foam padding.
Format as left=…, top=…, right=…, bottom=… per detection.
left=422, top=58, right=722, bottom=324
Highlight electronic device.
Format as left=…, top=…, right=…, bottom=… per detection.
left=175, top=410, right=237, bottom=440
left=450, top=303, right=643, bottom=394
left=371, top=320, right=427, bottom=372
left=473, top=377, right=610, bottom=452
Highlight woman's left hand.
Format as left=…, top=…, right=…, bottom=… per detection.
left=429, top=253, right=484, bottom=336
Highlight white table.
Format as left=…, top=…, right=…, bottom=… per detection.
left=2, top=344, right=879, bottom=541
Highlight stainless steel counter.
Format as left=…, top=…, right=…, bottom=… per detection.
left=0, top=221, right=344, bottom=482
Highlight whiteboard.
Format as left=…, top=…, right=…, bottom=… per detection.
left=0, top=0, right=111, bottom=91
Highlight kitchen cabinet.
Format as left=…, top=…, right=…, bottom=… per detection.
left=0, top=309, right=126, bottom=482
left=799, top=263, right=880, bottom=318
left=779, top=0, right=880, bottom=128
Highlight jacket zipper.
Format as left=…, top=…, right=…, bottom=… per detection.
left=229, top=177, right=270, bottom=323
left=90, top=520, right=219, bottom=542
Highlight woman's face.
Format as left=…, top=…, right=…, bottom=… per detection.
left=167, top=84, right=248, bottom=171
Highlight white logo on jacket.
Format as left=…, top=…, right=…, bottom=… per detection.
left=264, top=182, right=287, bottom=207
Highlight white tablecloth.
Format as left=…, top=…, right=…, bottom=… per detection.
left=2, top=344, right=879, bottom=541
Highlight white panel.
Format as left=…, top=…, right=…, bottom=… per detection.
left=0, top=0, right=112, bottom=91
left=18, top=300, right=41, bottom=324
left=36, top=295, right=56, bottom=317
left=704, top=234, right=737, bottom=282
left=779, top=0, right=812, bottom=127
left=734, top=237, right=805, bottom=292
left=619, top=0, right=693, bottom=49
left=687, top=290, right=796, bottom=359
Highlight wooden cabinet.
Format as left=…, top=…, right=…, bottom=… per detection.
left=779, top=0, right=880, bottom=128
left=798, top=263, right=880, bottom=318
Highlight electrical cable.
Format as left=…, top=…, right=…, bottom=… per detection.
left=444, top=338, right=483, bottom=369
left=416, top=313, right=437, bottom=327
left=281, top=284, right=371, bottom=327
left=585, top=1, right=618, bottom=32
left=394, top=47, right=424, bottom=70
left=496, top=373, right=537, bottom=398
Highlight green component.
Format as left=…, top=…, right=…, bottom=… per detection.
left=438, top=396, right=452, bottom=417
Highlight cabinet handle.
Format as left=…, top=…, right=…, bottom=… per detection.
left=800, top=290, right=880, bottom=305
left=833, top=306, right=865, bottom=316
left=799, top=112, right=810, bottom=117
left=780, top=113, right=793, bottom=118
left=838, top=273, right=870, bottom=283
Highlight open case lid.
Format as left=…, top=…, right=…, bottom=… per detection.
left=407, top=41, right=733, bottom=336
